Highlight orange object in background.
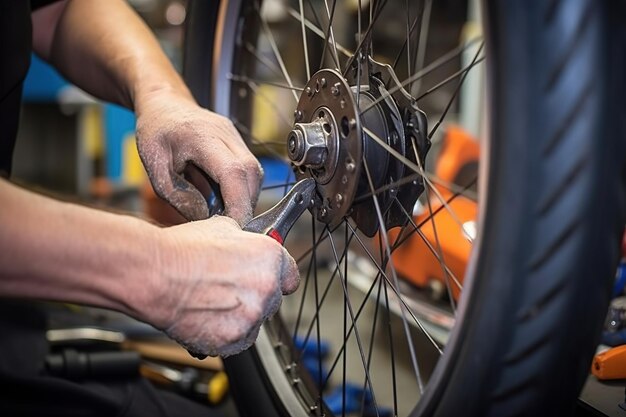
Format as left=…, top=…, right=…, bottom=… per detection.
left=592, top=345, right=626, bottom=380
left=390, top=126, right=479, bottom=301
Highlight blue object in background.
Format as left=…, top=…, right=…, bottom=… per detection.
left=103, top=104, right=135, bottom=181
left=22, top=54, right=69, bottom=102
left=613, top=261, right=626, bottom=297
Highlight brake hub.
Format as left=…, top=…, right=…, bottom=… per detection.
left=287, top=67, right=430, bottom=237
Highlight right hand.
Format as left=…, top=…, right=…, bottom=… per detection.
left=145, top=216, right=300, bottom=357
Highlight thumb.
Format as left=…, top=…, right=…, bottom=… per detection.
left=149, top=167, right=210, bottom=221
left=279, top=247, right=300, bottom=295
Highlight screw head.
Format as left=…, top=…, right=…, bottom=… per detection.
left=346, top=161, right=356, bottom=172
left=294, top=109, right=303, bottom=121
left=320, top=207, right=327, bottom=217
left=331, top=83, right=341, bottom=96
left=335, top=193, right=343, bottom=207
left=320, top=78, right=327, bottom=87
left=305, top=86, right=312, bottom=97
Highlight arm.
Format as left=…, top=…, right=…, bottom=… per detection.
left=0, top=179, right=299, bottom=357
left=31, top=0, right=263, bottom=224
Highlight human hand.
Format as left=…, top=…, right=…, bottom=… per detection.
left=145, top=216, right=299, bottom=357
left=135, top=91, right=263, bottom=225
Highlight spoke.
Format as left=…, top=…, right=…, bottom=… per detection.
left=326, top=230, right=381, bottom=414
left=319, top=0, right=341, bottom=71
left=261, top=181, right=296, bottom=192
left=382, top=262, right=399, bottom=415
left=240, top=80, right=294, bottom=128
left=244, top=42, right=286, bottom=81
left=395, top=199, right=463, bottom=293
left=296, top=231, right=356, bottom=363
left=391, top=176, right=477, bottom=251
left=256, top=4, right=299, bottom=102
left=363, top=37, right=483, bottom=115
left=311, top=220, right=324, bottom=406
left=342, top=223, right=349, bottom=417
left=362, top=126, right=471, bottom=236
left=342, top=0, right=390, bottom=77
left=411, top=0, right=433, bottom=94
left=412, top=141, right=461, bottom=310
left=292, top=223, right=320, bottom=340
left=362, top=158, right=424, bottom=392
left=286, top=7, right=353, bottom=59
left=298, top=0, right=311, bottom=80
left=429, top=41, right=485, bottom=139
left=228, top=73, right=304, bottom=92
left=345, top=221, right=443, bottom=355
left=416, top=56, right=485, bottom=101
left=231, top=119, right=290, bottom=163
left=405, top=0, right=412, bottom=82
left=295, top=221, right=344, bottom=265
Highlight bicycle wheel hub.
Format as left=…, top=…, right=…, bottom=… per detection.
left=288, top=68, right=430, bottom=236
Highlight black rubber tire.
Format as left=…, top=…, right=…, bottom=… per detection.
left=183, top=0, right=626, bottom=415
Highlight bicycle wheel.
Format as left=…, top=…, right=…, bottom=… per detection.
left=183, top=0, right=626, bottom=415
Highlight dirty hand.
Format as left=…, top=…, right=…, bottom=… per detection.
left=135, top=91, right=263, bottom=225
left=146, top=216, right=300, bottom=357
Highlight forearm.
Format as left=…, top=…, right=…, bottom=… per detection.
left=0, top=179, right=160, bottom=320
left=32, top=0, right=193, bottom=110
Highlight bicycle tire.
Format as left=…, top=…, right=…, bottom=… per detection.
left=183, top=0, right=626, bottom=415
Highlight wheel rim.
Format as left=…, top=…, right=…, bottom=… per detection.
left=211, top=1, right=487, bottom=415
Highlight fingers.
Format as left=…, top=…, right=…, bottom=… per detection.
left=139, top=141, right=210, bottom=221
left=190, top=140, right=255, bottom=226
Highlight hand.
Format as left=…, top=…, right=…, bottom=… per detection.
left=135, top=91, right=263, bottom=225
left=146, top=216, right=300, bottom=357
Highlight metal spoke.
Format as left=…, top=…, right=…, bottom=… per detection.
left=416, top=56, right=485, bottom=101
left=429, top=41, right=485, bottom=139
left=231, top=119, right=290, bottom=163
left=256, top=3, right=299, bottom=102
left=327, top=230, right=381, bottom=414
left=342, top=0, right=390, bottom=77
left=320, top=0, right=341, bottom=71
left=228, top=73, right=304, bottom=92
left=261, top=182, right=297, bottom=192
left=345, top=223, right=444, bottom=361
left=411, top=0, right=433, bottom=94
left=362, top=37, right=483, bottom=115
left=395, top=199, right=463, bottom=293
left=362, top=158, right=423, bottom=392
left=362, top=126, right=471, bottom=236
left=241, top=80, right=294, bottom=128
left=298, top=0, right=311, bottom=80
left=286, top=7, right=353, bottom=59
left=244, top=42, right=286, bottom=81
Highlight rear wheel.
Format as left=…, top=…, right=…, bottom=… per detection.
left=184, top=0, right=626, bottom=415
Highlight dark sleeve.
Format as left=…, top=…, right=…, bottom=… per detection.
left=30, top=0, right=63, bottom=11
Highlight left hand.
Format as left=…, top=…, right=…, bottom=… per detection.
left=135, top=90, right=263, bottom=225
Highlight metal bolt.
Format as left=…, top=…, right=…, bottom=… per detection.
left=341, top=175, right=348, bottom=184
left=305, top=86, right=312, bottom=97
left=331, top=83, right=341, bottom=96
left=320, top=207, right=327, bottom=217
left=320, top=78, right=327, bottom=88
left=346, top=161, right=355, bottom=172
left=294, top=109, right=303, bottom=121
left=335, top=193, right=343, bottom=207
left=349, top=118, right=357, bottom=128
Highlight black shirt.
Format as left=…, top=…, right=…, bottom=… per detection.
left=0, top=0, right=60, bottom=178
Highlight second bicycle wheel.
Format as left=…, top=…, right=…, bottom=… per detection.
left=184, top=0, right=626, bottom=415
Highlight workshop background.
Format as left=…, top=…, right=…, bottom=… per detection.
left=12, top=0, right=626, bottom=416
